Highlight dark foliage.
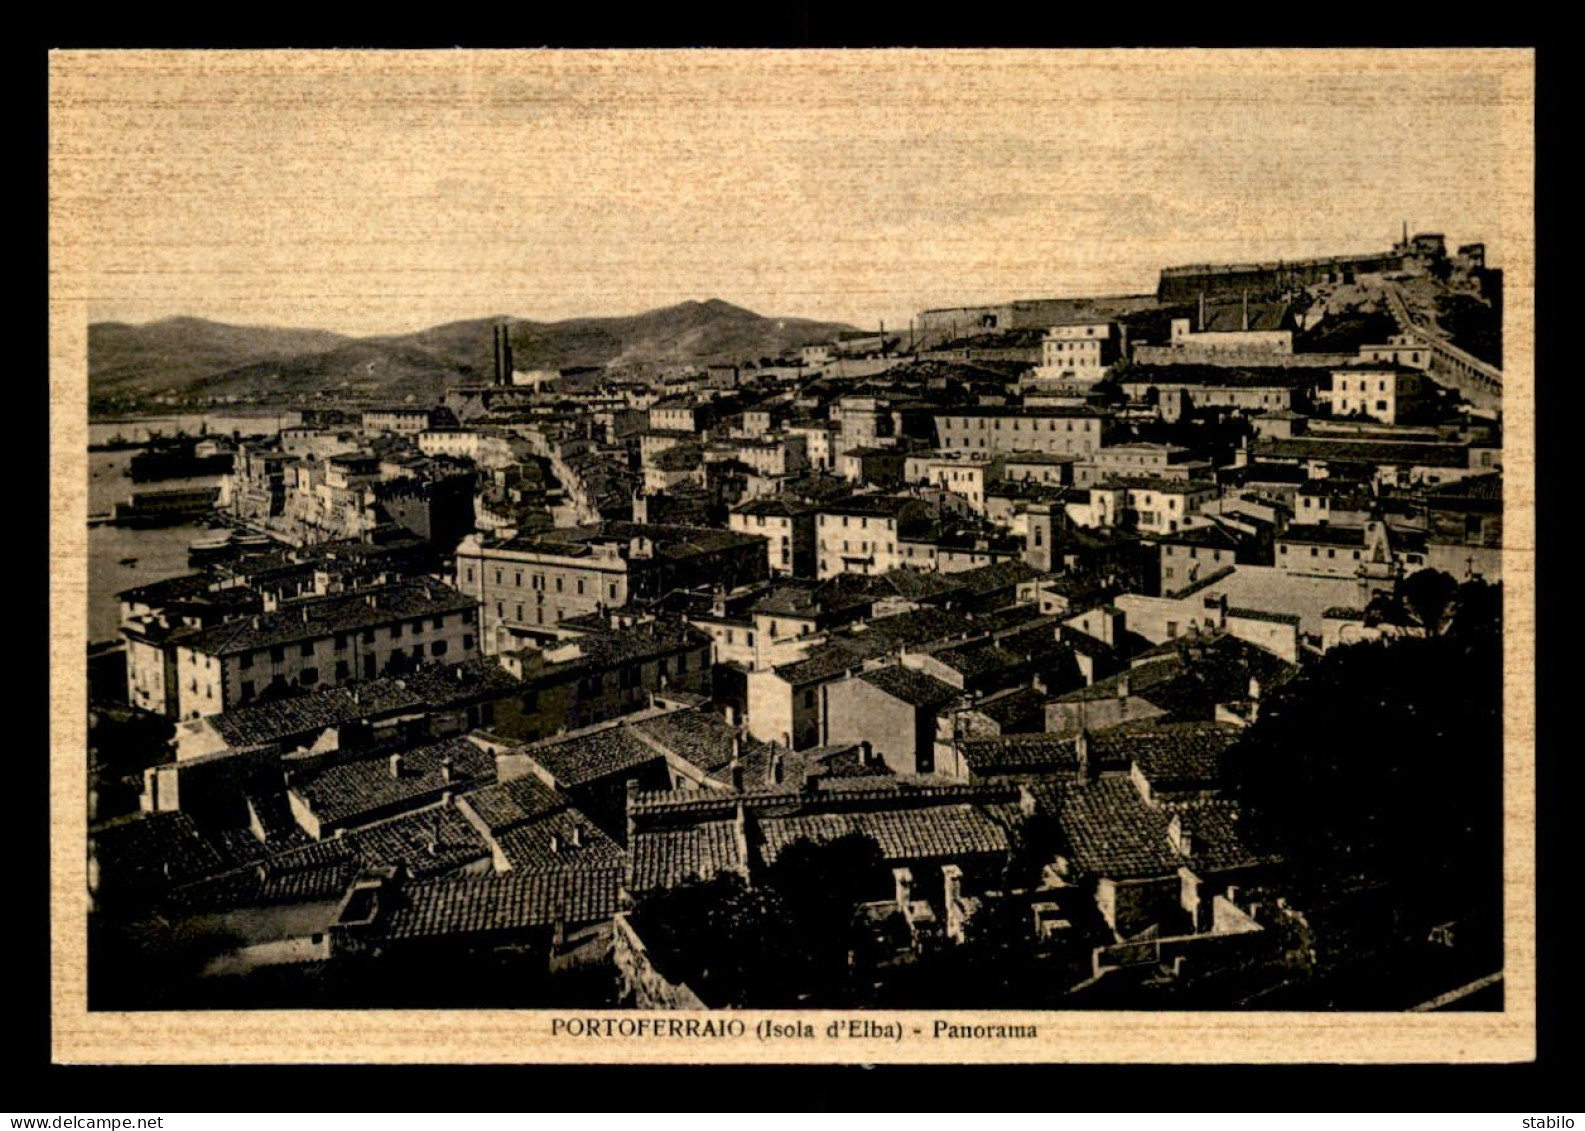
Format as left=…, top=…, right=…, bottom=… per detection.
left=1224, top=585, right=1503, bottom=965
left=632, top=833, right=889, bottom=1006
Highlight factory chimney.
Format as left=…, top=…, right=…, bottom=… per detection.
left=493, top=323, right=514, bottom=387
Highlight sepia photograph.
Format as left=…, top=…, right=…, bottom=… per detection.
left=48, top=46, right=1535, bottom=1063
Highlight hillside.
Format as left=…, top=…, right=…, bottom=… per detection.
left=90, top=301, right=858, bottom=408
left=87, top=318, right=355, bottom=397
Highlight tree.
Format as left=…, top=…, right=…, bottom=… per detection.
left=1366, top=571, right=1498, bottom=639
left=631, top=834, right=890, bottom=1007
left=630, top=871, right=800, bottom=1008
left=1224, top=617, right=1503, bottom=959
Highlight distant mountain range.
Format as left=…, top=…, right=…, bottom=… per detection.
left=89, top=300, right=859, bottom=404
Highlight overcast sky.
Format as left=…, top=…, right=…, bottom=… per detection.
left=53, top=49, right=1530, bottom=337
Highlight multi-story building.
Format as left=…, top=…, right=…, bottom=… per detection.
left=932, top=406, right=1117, bottom=457
left=729, top=496, right=817, bottom=577
left=361, top=406, right=438, bottom=436
left=230, top=443, right=294, bottom=522
left=814, top=496, right=933, bottom=579
left=1072, top=443, right=1212, bottom=488
left=706, top=432, right=809, bottom=479
left=279, top=428, right=361, bottom=460
left=904, top=453, right=996, bottom=514
left=1081, top=478, right=1219, bottom=536
left=1029, top=321, right=1122, bottom=381
left=453, top=522, right=769, bottom=652
left=1275, top=519, right=1428, bottom=580
left=786, top=418, right=839, bottom=471
left=1117, top=366, right=1319, bottom=423
left=489, top=620, right=714, bottom=744
left=1167, top=297, right=1296, bottom=355
left=647, top=398, right=711, bottom=434
left=1357, top=334, right=1434, bottom=371
left=999, top=452, right=1077, bottom=487
left=150, top=582, right=480, bottom=720
left=1330, top=365, right=1432, bottom=424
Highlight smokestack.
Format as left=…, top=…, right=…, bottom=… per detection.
left=1198, top=291, right=1206, bottom=333
left=1242, top=289, right=1250, bottom=332
left=389, top=753, right=404, bottom=779
left=571, top=824, right=584, bottom=848
left=770, top=752, right=784, bottom=786
left=440, top=755, right=455, bottom=784
left=1075, top=730, right=1090, bottom=781
left=730, top=759, right=744, bottom=793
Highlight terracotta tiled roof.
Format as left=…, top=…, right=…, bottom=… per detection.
left=1053, top=778, right=1183, bottom=880
left=90, top=812, right=230, bottom=896
left=760, top=804, right=1012, bottom=865
left=292, top=737, right=495, bottom=828
left=378, top=866, right=624, bottom=940
left=960, top=734, right=1080, bottom=776
left=460, top=776, right=625, bottom=873
left=210, top=683, right=421, bottom=749
left=634, top=709, right=764, bottom=775
left=859, top=665, right=962, bottom=711
left=1166, top=806, right=1281, bottom=873
left=963, top=686, right=1046, bottom=729
left=165, top=805, right=492, bottom=912
left=1118, top=722, right=1241, bottom=793
left=524, top=727, right=666, bottom=789
left=174, top=583, right=477, bottom=657
left=629, top=821, right=745, bottom=892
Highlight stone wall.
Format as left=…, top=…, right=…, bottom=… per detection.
left=613, top=912, right=707, bottom=1009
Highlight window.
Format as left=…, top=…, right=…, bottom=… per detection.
left=515, top=571, right=522, bottom=587
left=1167, top=621, right=1179, bottom=638
left=463, top=634, right=475, bottom=651
left=804, top=689, right=816, bottom=708
left=412, top=645, right=423, bottom=660
left=556, top=577, right=563, bottom=593
left=495, top=570, right=502, bottom=585
left=300, top=667, right=319, bottom=686
left=240, top=653, right=253, bottom=670
left=270, top=646, right=285, bottom=663
left=431, top=640, right=447, bottom=657
left=609, top=583, right=618, bottom=600
left=465, top=567, right=474, bottom=583
left=495, top=602, right=504, bottom=618
left=362, top=627, right=375, bottom=644
left=516, top=604, right=524, bottom=622
left=334, top=633, right=348, bottom=651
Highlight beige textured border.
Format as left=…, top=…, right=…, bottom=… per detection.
left=48, top=47, right=1536, bottom=1065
